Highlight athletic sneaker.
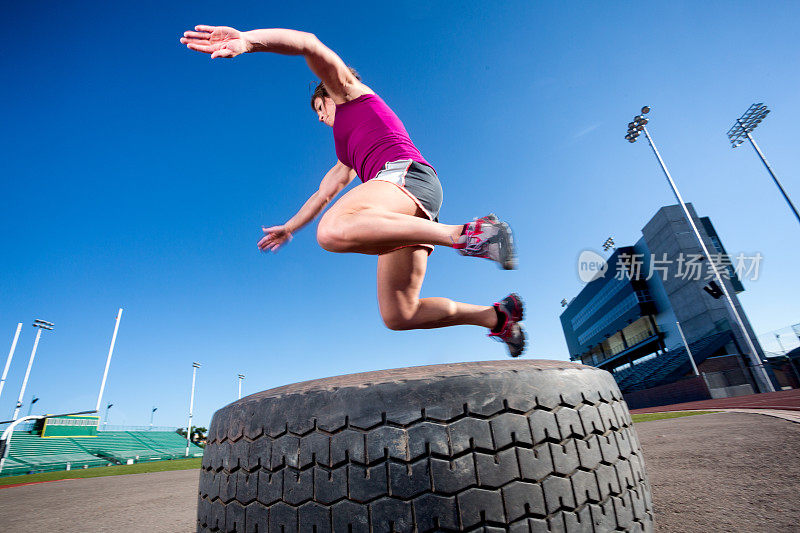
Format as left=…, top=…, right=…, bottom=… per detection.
left=453, top=214, right=517, bottom=270
left=489, top=293, right=526, bottom=357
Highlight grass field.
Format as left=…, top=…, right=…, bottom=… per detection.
left=0, top=458, right=202, bottom=487
left=631, top=410, right=718, bottom=423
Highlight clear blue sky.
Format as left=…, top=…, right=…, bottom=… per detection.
left=2, top=1, right=798, bottom=428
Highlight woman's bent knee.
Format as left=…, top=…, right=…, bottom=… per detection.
left=317, top=217, right=351, bottom=253
left=380, top=307, right=418, bottom=331
left=382, top=314, right=414, bottom=331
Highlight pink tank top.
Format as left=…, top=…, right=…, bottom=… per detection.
left=333, top=94, right=434, bottom=182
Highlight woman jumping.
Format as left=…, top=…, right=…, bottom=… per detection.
left=180, top=25, right=526, bottom=357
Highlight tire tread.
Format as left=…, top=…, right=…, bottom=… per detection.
left=197, top=362, right=653, bottom=532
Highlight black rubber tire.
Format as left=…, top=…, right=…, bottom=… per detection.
left=197, top=360, right=653, bottom=532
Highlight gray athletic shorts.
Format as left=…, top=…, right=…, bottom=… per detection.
left=371, top=159, right=443, bottom=255
left=372, top=160, right=443, bottom=222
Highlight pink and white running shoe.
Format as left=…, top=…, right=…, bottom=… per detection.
left=489, top=293, right=526, bottom=357
left=453, top=214, right=517, bottom=270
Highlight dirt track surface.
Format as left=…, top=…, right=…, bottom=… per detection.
left=636, top=412, right=800, bottom=532
left=0, top=412, right=797, bottom=532
left=0, top=469, right=198, bottom=532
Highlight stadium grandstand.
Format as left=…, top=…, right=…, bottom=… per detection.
left=610, top=330, right=735, bottom=393
left=0, top=415, right=203, bottom=477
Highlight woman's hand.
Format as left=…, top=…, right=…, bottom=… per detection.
left=180, top=25, right=249, bottom=59
left=258, top=225, right=294, bottom=253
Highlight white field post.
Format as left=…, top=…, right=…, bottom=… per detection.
left=0, top=323, right=22, bottom=403
left=95, top=308, right=123, bottom=413
left=676, top=321, right=699, bottom=376
left=12, top=328, right=43, bottom=421
left=641, top=126, right=775, bottom=393
left=186, top=362, right=200, bottom=457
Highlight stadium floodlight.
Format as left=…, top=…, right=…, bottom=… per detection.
left=186, top=362, right=201, bottom=457
left=0, top=323, right=23, bottom=404
left=727, top=103, right=799, bottom=225
left=11, top=320, right=54, bottom=420
left=26, top=396, right=39, bottom=417
left=95, top=308, right=123, bottom=413
left=625, top=108, right=649, bottom=144
left=624, top=107, right=774, bottom=393
left=150, top=406, right=158, bottom=429
left=560, top=299, right=568, bottom=308
left=602, top=237, right=615, bottom=252
left=238, top=374, right=245, bottom=400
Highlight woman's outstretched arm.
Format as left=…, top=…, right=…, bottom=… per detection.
left=257, top=161, right=357, bottom=253
left=180, top=26, right=368, bottom=103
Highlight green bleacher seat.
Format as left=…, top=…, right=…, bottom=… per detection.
left=129, top=431, right=204, bottom=458
left=1, top=430, right=203, bottom=476
left=0, top=457, right=34, bottom=476
left=81, top=432, right=168, bottom=462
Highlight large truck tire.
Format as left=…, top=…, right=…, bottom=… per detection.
left=197, top=360, right=653, bottom=532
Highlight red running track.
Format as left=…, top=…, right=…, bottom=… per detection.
left=0, top=478, right=83, bottom=489
left=629, top=388, right=800, bottom=414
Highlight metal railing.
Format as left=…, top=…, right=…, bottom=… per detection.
left=589, top=330, right=657, bottom=364
left=0, top=420, right=37, bottom=433
left=98, top=425, right=181, bottom=432
left=623, top=330, right=656, bottom=349
left=0, top=422, right=182, bottom=434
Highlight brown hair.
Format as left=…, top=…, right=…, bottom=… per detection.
left=310, top=67, right=362, bottom=111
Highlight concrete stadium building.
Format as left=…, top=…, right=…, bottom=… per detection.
left=560, top=204, right=775, bottom=408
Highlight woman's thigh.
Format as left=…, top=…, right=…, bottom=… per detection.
left=324, top=179, right=424, bottom=220
left=376, top=245, right=429, bottom=328
left=319, top=179, right=428, bottom=254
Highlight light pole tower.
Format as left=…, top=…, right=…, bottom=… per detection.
left=727, top=103, right=799, bottom=226
left=150, top=406, right=157, bottom=429
left=675, top=321, right=699, bottom=376
left=12, top=320, right=53, bottom=420
left=95, top=308, right=123, bottom=414
left=625, top=107, right=774, bottom=393
left=186, top=362, right=200, bottom=457
left=237, top=374, right=245, bottom=400
left=0, top=323, right=23, bottom=403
